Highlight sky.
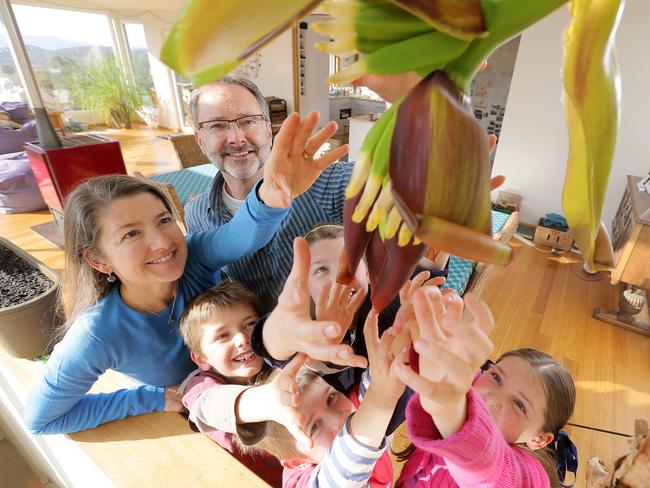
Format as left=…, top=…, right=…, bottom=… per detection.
left=10, top=4, right=147, bottom=48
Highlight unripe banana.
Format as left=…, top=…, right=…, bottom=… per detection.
left=325, top=30, right=469, bottom=84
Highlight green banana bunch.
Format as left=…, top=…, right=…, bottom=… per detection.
left=160, top=0, right=623, bottom=311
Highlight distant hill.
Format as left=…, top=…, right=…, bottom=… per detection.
left=0, top=35, right=100, bottom=50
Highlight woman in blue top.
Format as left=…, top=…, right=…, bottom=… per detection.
left=24, top=111, right=349, bottom=435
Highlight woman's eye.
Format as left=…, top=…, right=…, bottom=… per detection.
left=160, top=216, right=172, bottom=225
left=514, top=398, right=527, bottom=414
left=310, top=420, right=320, bottom=437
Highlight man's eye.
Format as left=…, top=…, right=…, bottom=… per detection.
left=209, top=122, right=228, bottom=131
left=310, top=420, right=320, bottom=437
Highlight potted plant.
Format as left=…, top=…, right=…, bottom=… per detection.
left=0, top=237, right=61, bottom=358
left=74, top=59, right=144, bottom=129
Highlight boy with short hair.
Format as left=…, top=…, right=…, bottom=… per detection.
left=178, top=280, right=297, bottom=488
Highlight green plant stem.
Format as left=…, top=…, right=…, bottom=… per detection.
left=446, top=0, right=569, bottom=93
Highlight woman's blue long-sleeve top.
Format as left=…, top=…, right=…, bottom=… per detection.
left=24, top=184, right=289, bottom=435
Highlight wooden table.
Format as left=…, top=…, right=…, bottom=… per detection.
left=0, top=351, right=269, bottom=487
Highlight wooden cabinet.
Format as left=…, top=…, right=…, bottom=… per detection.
left=611, top=175, right=650, bottom=289
left=594, top=175, right=650, bottom=336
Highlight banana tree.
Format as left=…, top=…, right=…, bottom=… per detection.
left=162, top=0, right=623, bottom=311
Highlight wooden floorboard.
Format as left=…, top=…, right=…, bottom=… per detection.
left=1, top=126, right=649, bottom=486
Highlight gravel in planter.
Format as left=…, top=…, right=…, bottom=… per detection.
left=0, top=244, right=53, bottom=309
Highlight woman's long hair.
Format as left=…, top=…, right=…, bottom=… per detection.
left=55, top=175, right=173, bottom=340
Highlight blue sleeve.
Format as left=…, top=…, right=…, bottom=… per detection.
left=24, top=325, right=164, bottom=435
left=190, top=181, right=289, bottom=270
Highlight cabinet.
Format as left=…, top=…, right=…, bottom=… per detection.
left=593, top=175, right=650, bottom=336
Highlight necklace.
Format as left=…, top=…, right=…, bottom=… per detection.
left=139, top=282, right=179, bottom=326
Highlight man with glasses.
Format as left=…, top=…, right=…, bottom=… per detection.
left=184, top=75, right=352, bottom=311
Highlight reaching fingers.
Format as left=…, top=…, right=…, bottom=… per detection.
left=291, top=111, right=320, bottom=156
left=313, top=143, right=349, bottom=171
left=413, top=339, right=475, bottom=386
left=304, top=342, right=368, bottom=369
left=423, top=275, right=446, bottom=288
left=464, top=293, right=496, bottom=336
left=272, top=112, right=301, bottom=158
left=391, top=360, right=459, bottom=400
left=487, top=133, right=497, bottom=154
left=412, top=287, right=445, bottom=343
left=315, top=283, right=331, bottom=312
left=490, top=174, right=505, bottom=191
left=287, top=421, right=313, bottom=450
left=279, top=237, right=311, bottom=308
left=294, top=319, right=341, bottom=344
left=362, top=310, right=380, bottom=359
left=284, top=353, right=308, bottom=377
left=301, top=118, right=337, bottom=157
left=348, top=285, right=367, bottom=314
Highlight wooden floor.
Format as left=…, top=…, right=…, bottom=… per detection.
left=2, top=126, right=649, bottom=487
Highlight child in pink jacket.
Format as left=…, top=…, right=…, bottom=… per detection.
left=392, top=288, right=577, bottom=488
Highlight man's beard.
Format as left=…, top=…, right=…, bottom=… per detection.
left=209, top=141, right=271, bottom=180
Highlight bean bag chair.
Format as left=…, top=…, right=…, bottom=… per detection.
left=0, top=151, right=46, bottom=213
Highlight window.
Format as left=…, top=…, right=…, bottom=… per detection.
left=0, top=16, right=26, bottom=102
left=122, top=22, right=155, bottom=108
left=12, top=4, right=115, bottom=111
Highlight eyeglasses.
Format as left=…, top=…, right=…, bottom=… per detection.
left=198, top=114, right=267, bottom=134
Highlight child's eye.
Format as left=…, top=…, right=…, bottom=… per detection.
left=315, top=266, right=329, bottom=274
left=310, top=420, right=320, bottom=437
left=215, top=333, right=228, bottom=341
left=327, top=392, right=337, bottom=406
left=124, top=230, right=139, bottom=239
left=244, top=321, right=257, bottom=329
left=491, top=372, right=502, bottom=385
left=514, top=398, right=527, bottom=414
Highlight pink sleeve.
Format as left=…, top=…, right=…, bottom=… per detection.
left=406, top=389, right=550, bottom=487
left=282, top=464, right=315, bottom=488
left=181, top=372, right=225, bottom=411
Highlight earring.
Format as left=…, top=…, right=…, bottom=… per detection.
left=106, top=272, right=116, bottom=283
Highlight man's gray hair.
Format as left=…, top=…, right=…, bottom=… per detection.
left=189, top=76, right=271, bottom=129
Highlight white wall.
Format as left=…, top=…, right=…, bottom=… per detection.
left=492, top=5, right=650, bottom=228
left=255, top=30, right=296, bottom=113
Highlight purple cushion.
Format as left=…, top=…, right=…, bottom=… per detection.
left=0, top=151, right=46, bottom=213
left=0, top=120, right=38, bottom=154
left=0, top=101, right=31, bottom=125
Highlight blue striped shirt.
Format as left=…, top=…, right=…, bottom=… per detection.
left=184, top=162, right=353, bottom=311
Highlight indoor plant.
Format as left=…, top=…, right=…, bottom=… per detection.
left=75, top=59, right=143, bottom=129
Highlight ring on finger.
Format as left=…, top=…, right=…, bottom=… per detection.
left=302, top=150, right=313, bottom=160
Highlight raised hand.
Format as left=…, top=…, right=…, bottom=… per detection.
left=262, top=237, right=368, bottom=368
left=258, top=111, right=349, bottom=208
left=392, top=287, right=495, bottom=438
left=315, top=282, right=367, bottom=344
